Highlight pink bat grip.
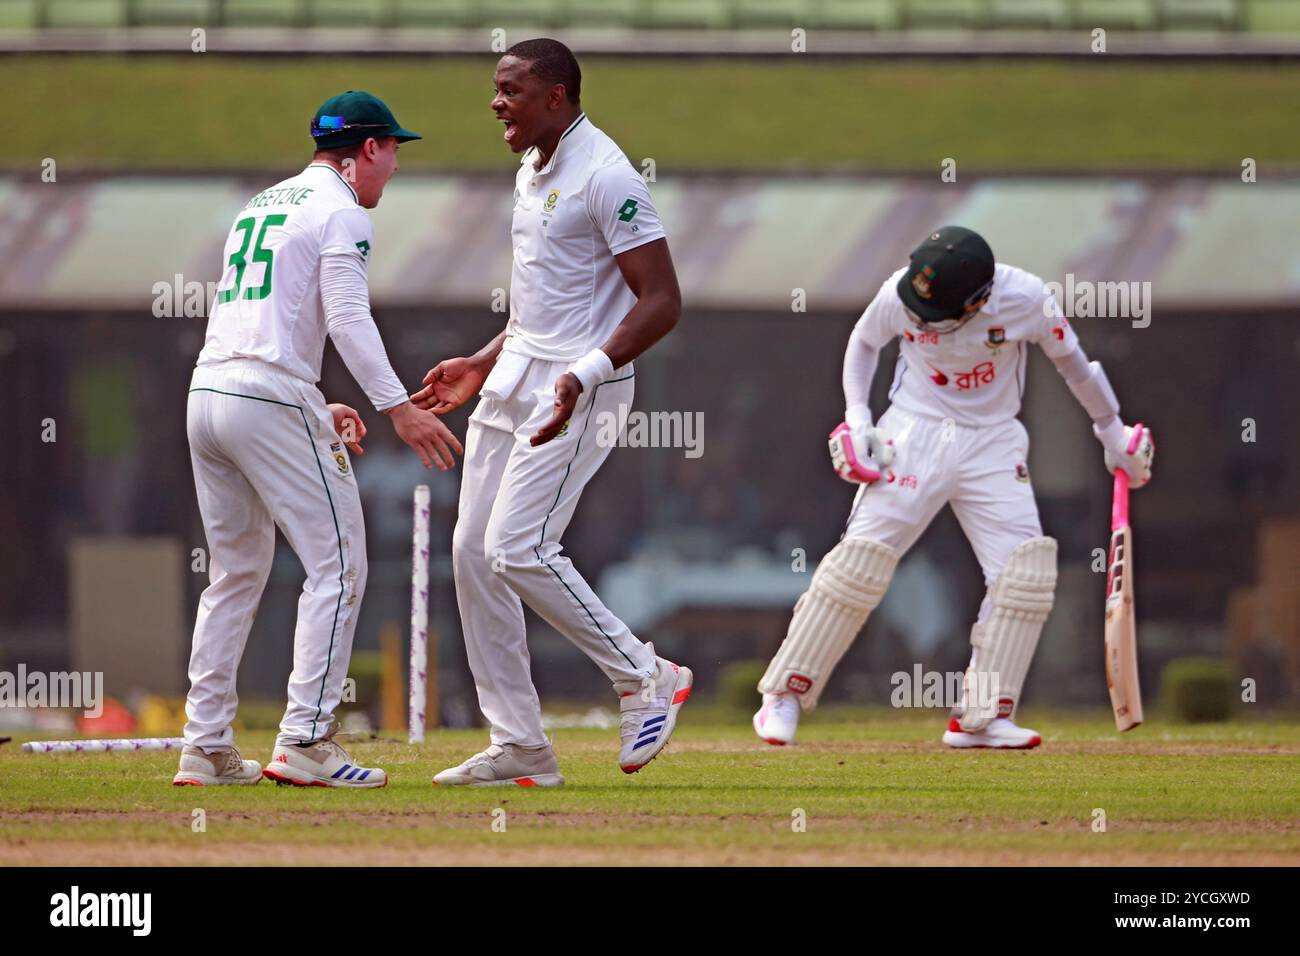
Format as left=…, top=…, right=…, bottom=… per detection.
left=1111, top=469, right=1129, bottom=531
left=1110, top=422, right=1143, bottom=530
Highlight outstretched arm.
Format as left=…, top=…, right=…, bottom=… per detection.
left=409, top=327, right=507, bottom=415
left=842, top=321, right=881, bottom=430
left=1049, top=340, right=1154, bottom=487
left=830, top=308, right=895, bottom=484
left=321, top=253, right=463, bottom=470
left=470, top=328, right=509, bottom=373
left=321, top=253, right=409, bottom=413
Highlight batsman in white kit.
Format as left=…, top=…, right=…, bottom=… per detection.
left=175, top=92, right=462, bottom=787
left=753, top=226, right=1155, bottom=748
left=410, top=40, right=691, bottom=786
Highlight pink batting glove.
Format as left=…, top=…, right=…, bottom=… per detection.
left=829, top=422, right=895, bottom=484
left=1097, top=421, right=1155, bottom=489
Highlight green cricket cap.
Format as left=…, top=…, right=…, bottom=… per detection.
left=897, top=225, right=996, bottom=323
left=310, top=91, right=422, bottom=149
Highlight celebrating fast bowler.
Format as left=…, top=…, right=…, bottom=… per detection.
left=753, top=226, right=1155, bottom=749
left=411, top=39, right=690, bottom=786
left=176, top=92, right=461, bottom=788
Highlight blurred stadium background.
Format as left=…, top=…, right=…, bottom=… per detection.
left=2, top=0, right=1299, bottom=40
left=2, top=1, right=1298, bottom=738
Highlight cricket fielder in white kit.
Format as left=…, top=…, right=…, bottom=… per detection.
left=753, top=227, right=1155, bottom=748
left=175, top=92, right=462, bottom=787
left=410, top=40, right=691, bottom=785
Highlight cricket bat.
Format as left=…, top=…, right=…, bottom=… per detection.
left=1104, top=450, right=1143, bottom=732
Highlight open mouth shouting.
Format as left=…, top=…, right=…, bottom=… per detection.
left=499, top=115, right=521, bottom=148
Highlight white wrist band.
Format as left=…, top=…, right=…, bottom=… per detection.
left=1095, top=416, right=1125, bottom=451
left=845, top=403, right=872, bottom=431
left=567, top=348, right=614, bottom=394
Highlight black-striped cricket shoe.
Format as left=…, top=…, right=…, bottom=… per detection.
left=616, top=647, right=693, bottom=774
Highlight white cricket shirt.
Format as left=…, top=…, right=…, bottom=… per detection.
left=854, top=263, right=1079, bottom=426
left=503, top=113, right=666, bottom=363
left=198, top=163, right=406, bottom=408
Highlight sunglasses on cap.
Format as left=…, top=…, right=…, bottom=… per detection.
left=311, top=115, right=393, bottom=138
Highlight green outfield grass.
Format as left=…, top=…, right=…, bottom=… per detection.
left=12, top=55, right=1300, bottom=173
left=2, top=710, right=1297, bottom=865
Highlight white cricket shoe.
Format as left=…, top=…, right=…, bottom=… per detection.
left=433, top=742, right=565, bottom=788
left=615, top=648, right=693, bottom=774
left=942, top=716, right=1042, bottom=749
left=753, top=692, right=800, bottom=746
left=262, top=726, right=387, bottom=788
left=172, top=745, right=262, bottom=786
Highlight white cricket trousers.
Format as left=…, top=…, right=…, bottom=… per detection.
left=184, top=359, right=366, bottom=749
left=453, top=353, right=655, bottom=747
left=844, top=405, right=1042, bottom=604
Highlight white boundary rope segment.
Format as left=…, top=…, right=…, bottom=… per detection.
left=22, top=737, right=185, bottom=753
left=409, top=484, right=431, bottom=744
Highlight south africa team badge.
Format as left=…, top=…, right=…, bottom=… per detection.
left=330, top=441, right=349, bottom=475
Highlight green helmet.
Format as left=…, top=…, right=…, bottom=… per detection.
left=897, top=226, right=995, bottom=325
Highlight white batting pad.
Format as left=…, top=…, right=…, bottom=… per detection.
left=758, top=538, right=899, bottom=711
left=959, top=536, right=1057, bottom=731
